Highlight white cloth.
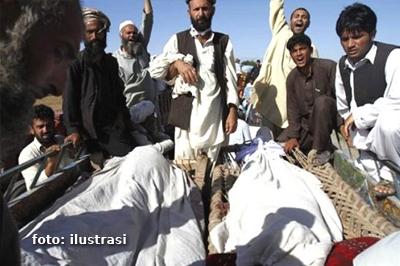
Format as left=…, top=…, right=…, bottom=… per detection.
left=335, top=44, right=400, bottom=168
left=355, top=150, right=396, bottom=182
left=367, top=110, right=400, bottom=166
left=170, top=54, right=200, bottom=99
left=210, top=141, right=343, bottom=266
left=235, top=62, right=241, bottom=75
left=228, top=119, right=251, bottom=145
left=251, top=0, right=318, bottom=128
left=20, top=146, right=205, bottom=265
left=18, top=135, right=72, bottom=191
left=354, top=231, right=400, bottom=266
left=149, top=29, right=239, bottom=161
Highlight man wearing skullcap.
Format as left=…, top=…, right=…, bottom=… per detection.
left=63, top=7, right=136, bottom=163
left=113, top=0, right=165, bottom=143
left=114, top=0, right=153, bottom=107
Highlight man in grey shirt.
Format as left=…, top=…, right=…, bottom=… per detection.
left=114, top=0, right=169, bottom=143
left=114, top=0, right=155, bottom=112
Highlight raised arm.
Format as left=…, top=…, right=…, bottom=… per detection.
left=269, top=0, right=288, bottom=35
left=144, top=0, right=152, bottom=14
left=141, top=0, right=153, bottom=48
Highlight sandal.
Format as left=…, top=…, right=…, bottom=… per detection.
left=374, top=180, right=396, bottom=198
left=313, top=150, right=333, bottom=166
left=308, top=149, right=332, bottom=166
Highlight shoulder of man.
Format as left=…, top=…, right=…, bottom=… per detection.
left=104, top=53, right=120, bottom=66
left=70, top=51, right=87, bottom=70
left=313, top=58, right=337, bottom=68
left=374, top=41, right=400, bottom=50
left=286, top=67, right=299, bottom=84
left=18, top=139, right=38, bottom=162
left=213, top=31, right=229, bottom=41
left=213, top=31, right=230, bottom=53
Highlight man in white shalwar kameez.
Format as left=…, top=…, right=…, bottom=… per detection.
left=149, top=0, right=239, bottom=162
left=335, top=3, right=400, bottom=195
left=251, top=0, right=317, bottom=137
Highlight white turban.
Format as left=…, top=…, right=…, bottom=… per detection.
left=82, top=7, right=111, bottom=32
left=119, top=20, right=135, bottom=32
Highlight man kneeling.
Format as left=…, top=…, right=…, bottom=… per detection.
left=278, top=34, right=342, bottom=166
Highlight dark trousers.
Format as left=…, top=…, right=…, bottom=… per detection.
left=279, top=95, right=338, bottom=154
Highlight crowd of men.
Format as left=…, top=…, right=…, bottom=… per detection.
left=0, top=0, right=399, bottom=262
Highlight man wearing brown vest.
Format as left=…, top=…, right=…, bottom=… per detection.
left=149, top=0, right=239, bottom=162
left=335, top=3, right=400, bottom=197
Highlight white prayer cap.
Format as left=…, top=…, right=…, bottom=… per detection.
left=119, top=20, right=135, bottom=32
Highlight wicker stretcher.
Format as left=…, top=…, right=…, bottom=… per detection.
left=207, top=149, right=399, bottom=254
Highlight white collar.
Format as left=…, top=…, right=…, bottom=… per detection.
left=344, top=43, right=377, bottom=70
left=32, top=137, right=46, bottom=152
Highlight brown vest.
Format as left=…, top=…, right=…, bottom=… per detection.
left=168, top=30, right=229, bottom=130
left=339, top=42, right=398, bottom=107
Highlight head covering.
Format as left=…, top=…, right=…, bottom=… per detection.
left=119, top=20, right=135, bottom=33
left=82, top=7, right=111, bottom=32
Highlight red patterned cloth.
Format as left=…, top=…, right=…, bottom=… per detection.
left=205, top=237, right=379, bottom=266
left=325, top=237, right=380, bottom=266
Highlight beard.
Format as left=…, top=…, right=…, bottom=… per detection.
left=84, top=38, right=107, bottom=57
left=35, top=132, right=54, bottom=146
left=122, top=39, right=144, bottom=57
left=191, top=14, right=213, bottom=32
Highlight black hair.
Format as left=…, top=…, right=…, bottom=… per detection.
left=286, top=33, right=312, bottom=51
left=290, top=7, right=310, bottom=21
left=336, top=2, right=377, bottom=37
left=33, top=104, right=54, bottom=121
left=186, top=0, right=215, bottom=5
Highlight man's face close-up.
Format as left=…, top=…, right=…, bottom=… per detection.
left=31, top=118, right=55, bottom=145
left=121, top=25, right=138, bottom=43
left=290, top=9, right=309, bottom=34
left=340, top=30, right=374, bottom=64
left=84, top=19, right=107, bottom=56
left=121, top=24, right=144, bottom=56
left=25, top=2, right=82, bottom=98
left=188, top=0, right=214, bottom=32
left=290, top=43, right=313, bottom=69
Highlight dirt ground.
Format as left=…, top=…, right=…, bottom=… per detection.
left=35, top=96, right=63, bottom=111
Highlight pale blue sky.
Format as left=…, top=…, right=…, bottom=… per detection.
left=83, top=0, right=400, bottom=61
